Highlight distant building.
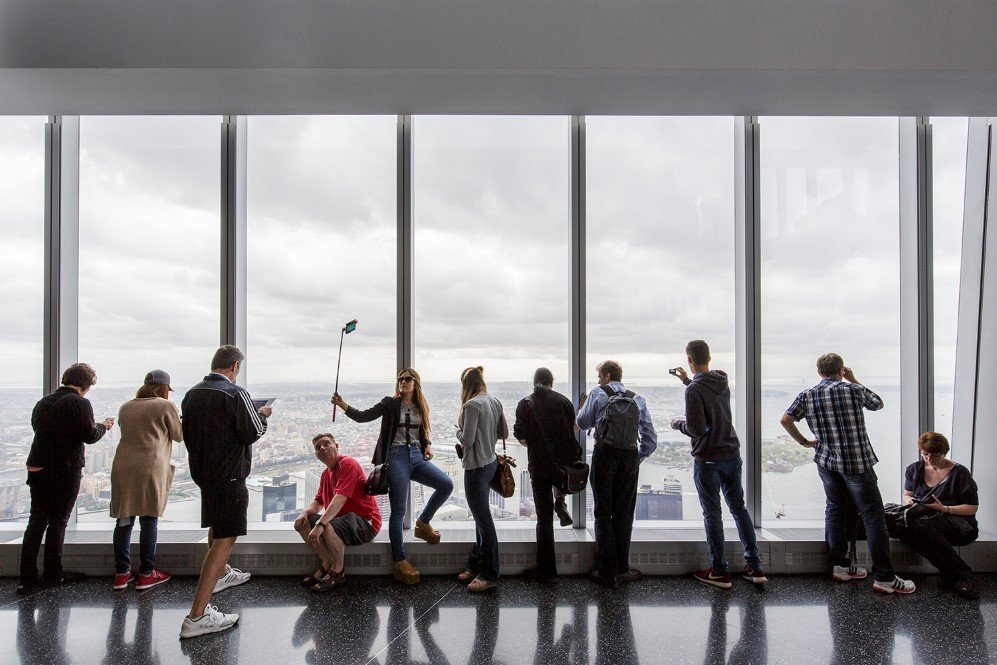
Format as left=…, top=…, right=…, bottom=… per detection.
left=635, top=478, right=683, bottom=520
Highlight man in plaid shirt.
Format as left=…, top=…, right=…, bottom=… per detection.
left=780, top=353, right=915, bottom=594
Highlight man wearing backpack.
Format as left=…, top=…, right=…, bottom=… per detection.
left=670, top=340, right=767, bottom=588
left=576, top=360, right=657, bottom=588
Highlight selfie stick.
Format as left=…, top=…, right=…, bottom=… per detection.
left=333, top=319, right=358, bottom=422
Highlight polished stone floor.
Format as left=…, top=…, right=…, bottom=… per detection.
left=1, top=573, right=994, bottom=664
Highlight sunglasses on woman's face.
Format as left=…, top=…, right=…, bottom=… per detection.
left=398, top=376, right=415, bottom=383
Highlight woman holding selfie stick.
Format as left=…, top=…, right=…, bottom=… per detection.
left=332, top=368, right=452, bottom=585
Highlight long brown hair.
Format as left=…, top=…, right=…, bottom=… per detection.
left=458, top=366, right=487, bottom=427
left=394, top=368, right=431, bottom=435
left=135, top=382, right=169, bottom=399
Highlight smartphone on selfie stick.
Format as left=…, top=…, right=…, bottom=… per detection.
left=332, top=319, right=358, bottom=422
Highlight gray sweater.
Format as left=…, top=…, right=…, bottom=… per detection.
left=457, top=394, right=508, bottom=470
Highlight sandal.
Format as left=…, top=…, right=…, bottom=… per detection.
left=301, top=565, right=329, bottom=588
left=457, top=569, right=475, bottom=583
left=310, top=568, right=345, bottom=593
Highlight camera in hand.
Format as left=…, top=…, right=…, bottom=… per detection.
left=668, top=368, right=681, bottom=376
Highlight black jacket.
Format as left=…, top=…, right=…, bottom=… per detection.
left=26, top=387, right=107, bottom=468
left=513, top=387, right=582, bottom=476
left=345, top=396, right=430, bottom=466
left=181, top=374, right=268, bottom=487
left=675, top=370, right=740, bottom=462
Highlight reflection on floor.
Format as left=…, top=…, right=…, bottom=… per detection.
left=2, top=574, right=994, bottom=664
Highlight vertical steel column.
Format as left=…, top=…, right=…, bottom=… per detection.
left=397, top=115, right=414, bottom=372
left=570, top=116, right=587, bottom=529
left=734, top=117, right=762, bottom=526
left=953, top=119, right=993, bottom=470
left=43, top=116, right=80, bottom=395
left=398, top=115, right=414, bottom=531
left=899, top=117, right=934, bottom=474
left=220, top=115, right=248, bottom=385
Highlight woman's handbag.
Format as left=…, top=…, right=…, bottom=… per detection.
left=490, top=439, right=517, bottom=498
left=364, top=463, right=389, bottom=496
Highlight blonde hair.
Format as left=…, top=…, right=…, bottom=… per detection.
left=135, top=383, right=169, bottom=399
left=458, top=366, right=487, bottom=427
left=395, top=368, right=431, bottom=435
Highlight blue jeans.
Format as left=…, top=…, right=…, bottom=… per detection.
left=816, top=465, right=895, bottom=582
left=386, top=444, right=454, bottom=562
left=693, top=458, right=760, bottom=574
left=464, top=460, right=499, bottom=582
left=112, top=516, right=158, bottom=575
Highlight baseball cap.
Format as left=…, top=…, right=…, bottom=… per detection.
left=145, top=369, right=173, bottom=391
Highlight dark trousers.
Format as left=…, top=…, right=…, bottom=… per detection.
left=897, top=516, right=976, bottom=582
left=112, top=516, right=159, bottom=575
left=465, top=460, right=500, bottom=582
left=531, top=474, right=558, bottom=576
left=693, top=458, right=761, bottom=574
left=19, top=467, right=82, bottom=583
left=817, top=465, right=895, bottom=582
left=590, top=445, right=639, bottom=577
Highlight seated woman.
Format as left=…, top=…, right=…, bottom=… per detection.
left=899, top=432, right=980, bottom=599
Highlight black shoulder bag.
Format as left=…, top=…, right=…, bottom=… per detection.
left=529, top=396, right=589, bottom=495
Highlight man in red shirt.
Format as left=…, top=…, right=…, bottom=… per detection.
left=294, top=433, right=382, bottom=591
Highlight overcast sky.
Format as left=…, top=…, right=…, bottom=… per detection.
left=0, top=115, right=967, bottom=393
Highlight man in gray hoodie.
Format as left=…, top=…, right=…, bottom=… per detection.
left=670, top=340, right=766, bottom=588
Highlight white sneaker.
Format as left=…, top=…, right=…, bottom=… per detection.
left=872, top=576, right=916, bottom=594
left=179, top=605, right=239, bottom=639
left=832, top=564, right=868, bottom=582
left=213, top=567, right=251, bottom=594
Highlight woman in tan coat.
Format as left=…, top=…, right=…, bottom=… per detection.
left=110, top=369, right=182, bottom=591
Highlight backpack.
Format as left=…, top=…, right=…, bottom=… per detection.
left=594, top=385, right=640, bottom=451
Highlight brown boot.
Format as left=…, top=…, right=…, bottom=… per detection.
left=414, top=519, right=441, bottom=544
left=393, top=560, right=421, bottom=585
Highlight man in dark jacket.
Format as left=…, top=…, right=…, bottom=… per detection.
left=670, top=340, right=766, bottom=588
left=180, top=345, right=271, bottom=640
left=18, top=363, right=114, bottom=594
left=514, top=368, right=582, bottom=580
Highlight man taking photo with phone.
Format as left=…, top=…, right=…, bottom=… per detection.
left=670, top=340, right=766, bottom=588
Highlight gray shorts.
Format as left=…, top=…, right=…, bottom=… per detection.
left=307, top=512, right=376, bottom=547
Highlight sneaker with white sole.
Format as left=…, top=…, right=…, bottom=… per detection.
left=832, top=564, right=868, bottom=582
left=742, top=566, right=768, bottom=584
left=695, top=568, right=733, bottom=589
left=213, top=567, right=250, bottom=594
left=179, top=605, right=239, bottom=639
left=872, top=576, right=916, bottom=594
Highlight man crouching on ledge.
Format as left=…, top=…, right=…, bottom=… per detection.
left=295, top=433, right=383, bottom=592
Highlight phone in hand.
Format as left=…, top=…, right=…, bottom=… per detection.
left=668, top=368, right=680, bottom=376
left=910, top=495, right=931, bottom=504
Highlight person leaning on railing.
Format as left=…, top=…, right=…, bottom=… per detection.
left=897, top=432, right=980, bottom=599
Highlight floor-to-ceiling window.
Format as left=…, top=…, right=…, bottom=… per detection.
left=412, top=116, right=572, bottom=522
left=930, top=117, right=968, bottom=450
left=0, top=117, right=46, bottom=524
left=586, top=117, right=738, bottom=524
left=246, top=116, right=396, bottom=524
left=77, top=116, right=221, bottom=522
left=760, top=117, right=902, bottom=521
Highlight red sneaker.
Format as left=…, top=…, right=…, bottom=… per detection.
left=112, top=572, right=134, bottom=591
left=695, top=568, right=733, bottom=589
left=135, top=570, right=171, bottom=591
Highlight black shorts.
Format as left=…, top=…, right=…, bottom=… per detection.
left=200, top=481, right=249, bottom=539
left=307, top=512, right=376, bottom=547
